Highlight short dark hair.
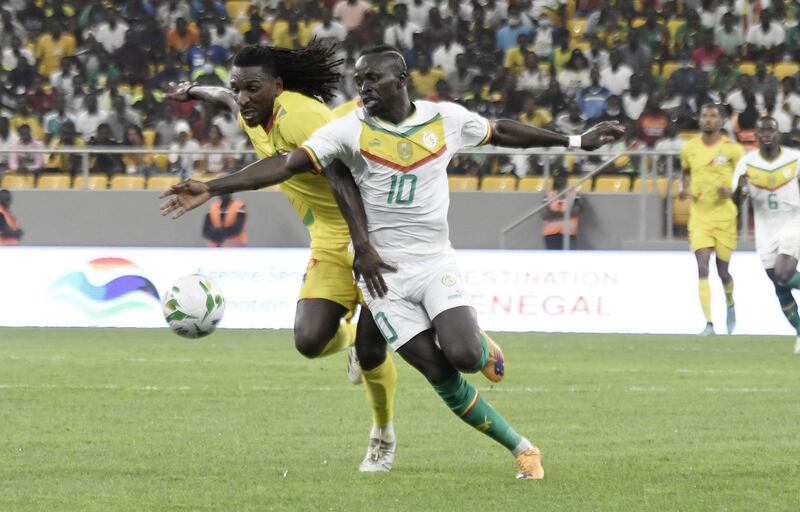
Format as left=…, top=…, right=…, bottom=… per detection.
left=700, top=103, right=725, bottom=116
left=233, top=40, right=344, bottom=103
left=358, top=45, right=407, bottom=74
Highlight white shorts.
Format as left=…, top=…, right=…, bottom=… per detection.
left=359, top=249, right=472, bottom=351
left=756, top=218, right=800, bottom=268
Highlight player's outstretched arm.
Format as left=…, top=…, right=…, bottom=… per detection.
left=164, top=81, right=239, bottom=114
left=488, top=119, right=625, bottom=151
left=159, top=150, right=313, bottom=218
left=325, top=159, right=396, bottom=298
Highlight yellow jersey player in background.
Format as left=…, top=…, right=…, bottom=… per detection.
left=679, top=104, right=745, bottom=336
left=164, top=42, right=398, bottom=472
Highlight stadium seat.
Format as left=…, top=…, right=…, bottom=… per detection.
left=737, top=61, right=757, bottom=75
left=481, top=175, right=518, bottom=192
left=110, top=175, right=146, bottom=190
left=678, top=130, right=699, bottom=141
left=567, top=176, right=592, bottom=193
left=142, top=129, right=157, bottom=148
left=567, top=18, right=587, bottom=39
left=37, top=174, right=72, bottom=190
left=154, top=154, right=170, bottom=172
left=632, top=177, right=678, bottom=197
left=573, top=41, right=590, bottom=51
left=773, top=62, right=800, bottom=81
left=147, top=175, right=181, bottom=190
left=660, top=61, right=679, bottom=79
left=594, top=176, right=631, bottom=193
left=1, top=173, right=35, bottom=189
left=518, top=176, right=551, bottom=192
left=226, top=1, right=250, bottom=21
left=448, top=176, right=479, bottom=191
left=631, top=17, right=647, bottom=28
left=672, top=196, right=691, bottom=225
left=73, top=175, right=108, bottom=190
left=192, top=173, right=219, bottom=182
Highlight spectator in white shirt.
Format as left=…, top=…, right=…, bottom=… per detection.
left=383, top=4, right=420, bottom=50
left=1, top=35, right=35, bottom=71
left=445, top=53, right=477, bottom=96
left=515, top=51, right=551, bottom=94
left=168, top=120, right=201, bottom=177
left=745, top=10, right=785, bottom=61
left=763, top=91, right=793, bottom=137
left=622, top=74, right=648, bottom=120
left=726, top=75, right=765, bottom=112
left=714, top=11, right=744, bottom=56
left=48, top=57, right=80, bottom=98
left=557, top=50, right=591, bottom=97
left=74, top=94, right=107, bottom=139
left=585, top=35, right=610, bottom=70
left=432, top=31, right=465, bottom=75
left=90, top=10, right=129, bottom=54
left=532, top=15, right=555, bottom=57
left=9, top=124, right=45, bottom=173
left=313, top=7, right=348, bottom=47
left=333, top=0, right=373, bottom=32
left=157, top=0, right=191, bottom=28
left=200, top=124, right=234, bottom=175
left=599, top=49, right=633, bottom=96
left=403, top=0, right=435, bottom=28
left=209, top=18, right=241, bottom=50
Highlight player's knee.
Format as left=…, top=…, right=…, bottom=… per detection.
left=293, top=325, right=332, bottom=358
left=446, top=338, right=484, bottom=373
left=356, top=338, right=386, bottom=370
left=775, top=267, right=793, bottom=285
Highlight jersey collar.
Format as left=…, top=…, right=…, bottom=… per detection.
left=358, top=101, right=440, bottom=133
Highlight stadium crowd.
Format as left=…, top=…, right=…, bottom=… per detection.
left=0, top=0, right=799, bottom=181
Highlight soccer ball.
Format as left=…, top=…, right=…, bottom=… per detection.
left=162, top=274, right=225, bottom=338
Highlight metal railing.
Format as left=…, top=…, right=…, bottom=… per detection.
left=0, top=146, right=752, bottom=245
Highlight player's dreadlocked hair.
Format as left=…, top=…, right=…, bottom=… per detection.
left=233, top=41, right=344, bottom=103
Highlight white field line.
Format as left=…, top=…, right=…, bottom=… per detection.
left=0, top=384, right=794, bottom=394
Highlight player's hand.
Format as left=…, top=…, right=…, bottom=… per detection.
left=159, top=180, right=211, bottom=219
left=579, top=121, right=626, bottom=150
left=164, top=81, right=198, bottom=102
left=717, top=186, right=733, bottom=198
left=353, top=244, right=397, bottom=299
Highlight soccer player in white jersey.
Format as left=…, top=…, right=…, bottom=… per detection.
left=729, top=116, right=800, bottom=354
left=160, top=45, right=624, bottom=479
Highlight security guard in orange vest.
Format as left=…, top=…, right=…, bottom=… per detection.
left=202, top=194, right=247, bottom=247
left=0, top=189, right=23, bottom=245
left=542, top=171, right=581, bottom=250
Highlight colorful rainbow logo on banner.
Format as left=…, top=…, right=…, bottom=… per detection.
left=50, top=257, right=160, bottom=318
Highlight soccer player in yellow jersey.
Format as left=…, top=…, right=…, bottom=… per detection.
left=679, top=104, right=746, bottom=336
left=164, top=43, right=400, bottom=472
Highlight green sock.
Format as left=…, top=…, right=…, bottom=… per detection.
left=784, top=271, right=800, bottom=290
left=433, top=373, right=523, bottom=451
left=775, top=286, right=800, bottom=334
left=465, top=332, right=490, bottom=374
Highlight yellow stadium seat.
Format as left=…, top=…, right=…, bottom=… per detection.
left=1, top=173, right=35, bottom=189
left=481, top=175, right=518, bottom=192
left=660, top=61, right=679, bottom=79
left=226, top=0, right=250, bottom=21
left=573, top=41, right=590, bottom=51
left=192, top=173, right=219, bottom=182
left=37, top=174, right=72, bottom=190
left=738, top=61, right=757, bottom=75
left=567, top=18, right=587, bottom=39
left=632, top=177, right=678, bottom=197
left=773, top=62, right=800, bottom=81
left=73, top=175, right=108, bottom=190
left=110, top=175, right=146, bottom=190
left=448, top=176, right=478, bottom=191
left=142, top=129, right=157, bottom=148
left=672, top=196, right=691, bottom=225
left=631, top=17, right=647, bottom=28
left=567, top=176, right=592, bottom=193
left=518, top=176, right=551, bottom=192
left=154, top=154, right=169, bottom=172
left=594, top=176, right=631, bottom=193
left=678, top=130, right=699, bottom=141
left=147, top=175, right=180, bottom=190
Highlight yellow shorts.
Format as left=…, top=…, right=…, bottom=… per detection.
left=688, top=217, right=738, bottom=261
left=298, top=247, right=361, bottom=315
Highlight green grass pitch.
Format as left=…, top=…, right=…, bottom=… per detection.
left=1, top=328, right=798, bottom=511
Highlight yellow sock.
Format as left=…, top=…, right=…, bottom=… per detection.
left=723, top=279, right=734, bottom=306
left=319, top=321, right=356, bottom=357
left=362, top=354, right=397, bottom=426
left=698, top=278, right=712, bottom=322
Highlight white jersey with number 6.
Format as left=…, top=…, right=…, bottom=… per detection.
left=300, top=101, right=492, bottom=262
left=732, top=147, right=800, bottom=266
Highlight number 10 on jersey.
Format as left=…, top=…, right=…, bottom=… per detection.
left=387, top=174, right=417, bottom=205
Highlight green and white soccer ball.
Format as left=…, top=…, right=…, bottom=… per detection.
left=162, top=274, right=225, bottom=338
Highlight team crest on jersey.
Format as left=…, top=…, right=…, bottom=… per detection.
left=397, top=141, right=413, bottom=161
left=422, top=131, right=438, bottom=149
left=715, top=154, right=728, bottom=165
left=441, top=274, right=456, bottom=287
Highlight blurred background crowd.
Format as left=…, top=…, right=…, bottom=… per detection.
left=1, top=0, right=799, bottom=181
